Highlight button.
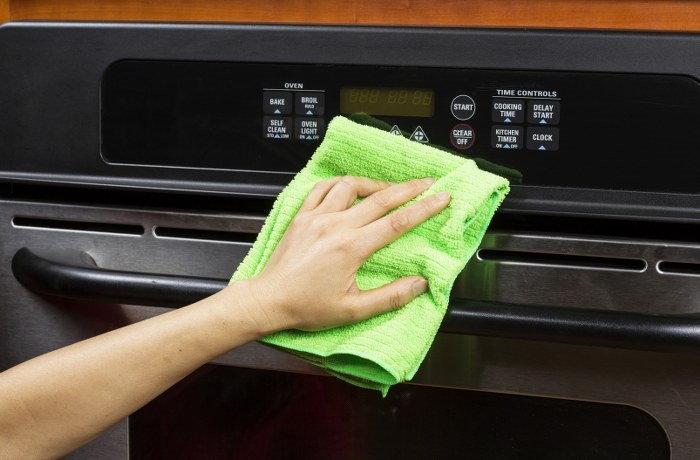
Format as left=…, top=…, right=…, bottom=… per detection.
left=389, top=125, right=403, bottom=136
left=492, top=98, right=525, bottom=123
left=491, top=125, right=523, bottom=149
left=295, top=117, right=325, bottom=141
left=526, top=127, right=559, bottom=151
left=263, top=116, right=291, bottom=139
left=451, top=95, right=476, bottom=121
left=409, top=126, right=429, bottom=143
left=527, top=100, right=560, bottom=125
left=295, top=92, right=325, bottom=116
left=450, top=124, right=475, bottom=150
left=262, top=91, right=292, bottom=115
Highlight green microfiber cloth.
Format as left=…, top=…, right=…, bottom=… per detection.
left=347, top=112, right=524, bottom=184
left=230, top=116, right=509, bottom=395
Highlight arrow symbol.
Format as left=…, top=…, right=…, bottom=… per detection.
left=539, top=119, right=547, bottom=124
left=504, top=118, right=511, bottom=123
left=306, top=110, right=313, bottom=115
left=273, top=109, right=281, bottom=114
left=538, top=145, right=546, bottom=150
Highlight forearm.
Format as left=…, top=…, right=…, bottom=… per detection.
left=0, top=280, right=271, bottom=459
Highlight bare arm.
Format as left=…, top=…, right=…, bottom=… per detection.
left=0, top=176, right=450, bottom=459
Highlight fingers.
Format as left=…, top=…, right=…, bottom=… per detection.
left=359, top=191, right=451, bottom=254
left=315, top=176, right=391, bottom=213
left=299, top=177, right=343, bottom=211
left=342, top=178, right=435, bottom=226
left=346, top=276, right=428, bottom=320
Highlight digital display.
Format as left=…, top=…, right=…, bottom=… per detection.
left=340, top=87, right=435, bottom=117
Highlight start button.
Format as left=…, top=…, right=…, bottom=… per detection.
left=450, top=95, right=476, bottom=121
left=450, top=124, right=475, bottom=150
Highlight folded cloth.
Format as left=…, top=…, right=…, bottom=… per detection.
left=230, top=116, right=509, bottom=395
left=347, top=112, right=523, bottom=184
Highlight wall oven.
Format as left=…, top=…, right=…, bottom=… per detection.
left=1, top=23, right=699, bottom=458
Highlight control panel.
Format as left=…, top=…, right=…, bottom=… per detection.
left=258, top=86, right=563, bottom=153
left=102, top=61, right=700, bottom=194
left=262, top=90, right=325, bottom=141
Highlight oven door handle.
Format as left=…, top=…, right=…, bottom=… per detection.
left=11, top=247, right=224, bottom=308
left=12, top=247, right=700, bottom=352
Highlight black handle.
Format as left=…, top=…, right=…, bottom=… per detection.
left=12, top=248, right=225, bottom=308
left=12, top=247, right=700, bottom=352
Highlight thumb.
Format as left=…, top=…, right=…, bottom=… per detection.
left=348, top=276, right=428, bottom=320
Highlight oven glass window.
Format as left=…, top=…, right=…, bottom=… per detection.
left=130, top=365, right=668, bottom=459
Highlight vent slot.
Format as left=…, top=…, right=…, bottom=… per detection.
left=658, top=261, right=700, bottom=276
left=477, top=249, right=646, bottom=272
left=12, top=217, right=144, bottom=235
left=154, top=226, right=257, bottom=244
left=1, top=182, right=275, bottom=215
left=489, top=213, right=700, bottom=244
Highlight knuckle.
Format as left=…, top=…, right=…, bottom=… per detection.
left=389, top=212, right=410, bottom=233
left=389, top=290, right=404, bottom=310
left=340, top=234, right=368, bottom=259
left=335, top=232, right=355, bottom=252
left=420, top=196, right=435, bottom=212
left=309, top=216, right=334, bottom=234
left=339, top=175, right=356, bottom=187
left=406, top=179, right=425, bottom=197
left=369, top=191, right=391, bottom=209
left=312, top=179, right=332, bottom=192
left=410, top=178, right=427, bottom=192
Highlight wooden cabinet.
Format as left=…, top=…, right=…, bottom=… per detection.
left=2, top=0, right=700, bottom=31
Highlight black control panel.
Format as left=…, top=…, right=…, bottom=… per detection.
left=262, top=90, right=325, bottom=142
left=102, top=61, right=700, bottom=194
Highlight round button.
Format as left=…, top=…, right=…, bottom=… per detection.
left=450, top=124, right=475, bottom=150
left=450, top=95, right=476, bottom=121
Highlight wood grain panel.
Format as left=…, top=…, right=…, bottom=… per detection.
left=8, top=0, right=700, bottom=32
left=1, top=0, right=9, bottom=24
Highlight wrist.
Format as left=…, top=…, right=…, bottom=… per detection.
left=221, top=277, right=289, bottom=337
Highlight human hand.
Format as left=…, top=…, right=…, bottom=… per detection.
left=244, top=176, right=451, bottom=332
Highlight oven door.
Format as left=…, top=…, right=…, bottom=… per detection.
left=3, top=192, right=700, bottom=459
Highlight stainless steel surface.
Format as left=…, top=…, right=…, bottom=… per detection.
left=458, top=233, right=700, bottom=315
left=1, top=198, right=699, bottom=458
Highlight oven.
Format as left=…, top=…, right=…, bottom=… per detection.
left=1, top=23, right=699, bottom=459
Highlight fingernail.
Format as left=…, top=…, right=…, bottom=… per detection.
left=436, top=192, right=451, bottom=201
left=411, top=278, right=428, bottom=296
left=422, top=177, right=436, bottom=185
